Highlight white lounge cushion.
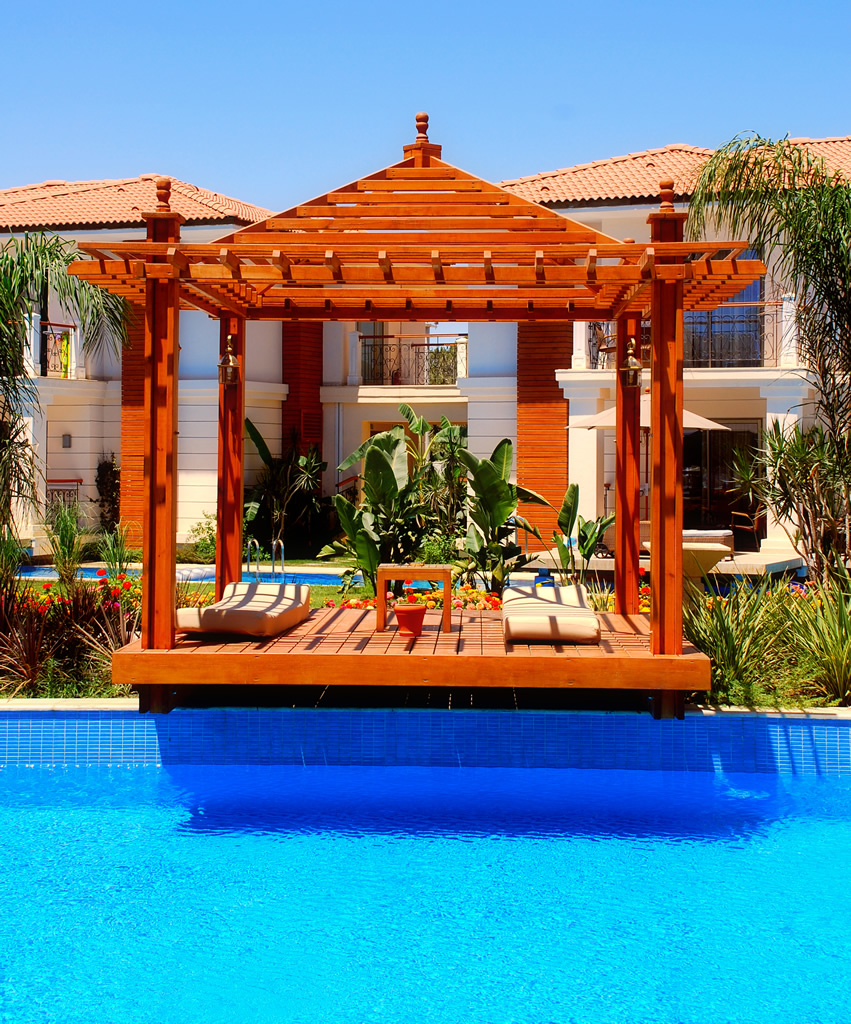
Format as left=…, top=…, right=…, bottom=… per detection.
left=176, top=582, right=310, bottom=637
left=502, top=586, right=601, bottom=644
left=502, top=584, right=591, bottom=609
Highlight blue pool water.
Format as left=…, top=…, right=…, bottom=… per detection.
left=1, top=765, right=850, bottom=1023
left=16, top=566, right=347, bottom=586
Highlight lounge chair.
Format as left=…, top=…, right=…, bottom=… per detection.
left=176, top=582, right=311, bottom=637
left=501, top=584, right=601, bottom=644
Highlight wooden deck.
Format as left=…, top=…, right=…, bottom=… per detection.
left=113, top=608, right=710, bottom=693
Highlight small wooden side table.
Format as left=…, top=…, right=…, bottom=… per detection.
left=376, top=563, right=453, bottom=633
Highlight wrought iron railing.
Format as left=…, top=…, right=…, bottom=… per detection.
left=360, top=334, right=468, bottom=386
left=46, top=479, right=81, bottom=508
left=588, top=302, right=789, bottom=370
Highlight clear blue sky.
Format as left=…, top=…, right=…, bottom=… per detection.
left=3, top=0, right=849, bottom=212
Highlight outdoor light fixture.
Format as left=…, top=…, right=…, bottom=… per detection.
left=218, top=335, right=240, bottom=387
left=619, top=338, right=642, bottom=389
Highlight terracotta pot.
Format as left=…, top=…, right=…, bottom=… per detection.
left=393, top=603, right=427, bottom=637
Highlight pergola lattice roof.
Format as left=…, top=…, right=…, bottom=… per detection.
left=69, top=116, right=764, bottom=322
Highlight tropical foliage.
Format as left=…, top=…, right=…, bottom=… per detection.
left=319, top=424, right=432, bottom=595
left=454, top=439, right=547, bottom=593
left=550, top=484, right=614, bottom=586
left=689, top=134, right=851, bottom=580
left=244, top=419, right=327, bottom=548
left=0, top=233, right=128, bottom=539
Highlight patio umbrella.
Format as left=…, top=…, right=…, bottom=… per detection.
left=568, top=393, right=731, bottom=433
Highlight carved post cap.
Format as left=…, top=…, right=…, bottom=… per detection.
left=659, top=179, right=675, bottom=211
left=155, top=177, right=172, bottom=212
left=415, top=112, right=429, bottom=142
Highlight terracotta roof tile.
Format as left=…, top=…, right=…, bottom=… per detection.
left=0, top=174, right=272, bottom=231
left=501, top=137, right=851, bottom=205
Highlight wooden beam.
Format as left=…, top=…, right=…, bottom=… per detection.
left=269, top=250, right=292, bottom=280
left=324, top=250, right=342, bottom=281
left=648, top=185, right=687, bottom=656
left=378, top=251, right=393, bottom=283
left=215, top=317, right=245, bottom=601
left=140, top=205, right=183, bottom=651
left=614, top=316, right=642, bottom=615
left=483, top=250, right=494, bottom=284
left=219, top=247, right=240, bottom=271
left=431, top=250, right=444, bottom=283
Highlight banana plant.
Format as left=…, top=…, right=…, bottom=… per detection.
left=319, top=431, right=432, bottom=595
left=551, top=483, right=614, bottom=586
left=455, top=439, right=548, bottom=594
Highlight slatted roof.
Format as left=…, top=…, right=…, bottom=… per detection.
left=69, top=115, right=765, bottom=322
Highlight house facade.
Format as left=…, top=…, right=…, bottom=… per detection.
left=0, top=175, right=274, bottom=549
left=3, top=134, right=847, bottom=557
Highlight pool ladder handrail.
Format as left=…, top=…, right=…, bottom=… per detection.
left=271, top=539, right=285, bottom=578
left=245, top=538, right=261, bottom=579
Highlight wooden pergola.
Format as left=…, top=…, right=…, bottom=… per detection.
left=69, top=114, right=764, bottom=712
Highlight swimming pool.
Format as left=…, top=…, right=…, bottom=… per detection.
left=1, top=762, right=849, bottom=1023
left=17, top=566, right=349, bottom=587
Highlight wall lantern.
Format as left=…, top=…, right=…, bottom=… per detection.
left=218, top=335, right=240, bottom=387
left=619, top=338, right=642, bottom=389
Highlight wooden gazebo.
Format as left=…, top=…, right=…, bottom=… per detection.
left=70, top=114, right=764, bottom=714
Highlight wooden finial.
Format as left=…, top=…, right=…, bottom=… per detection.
left=155, top=177, right=172, bottom=212
left=415, top=112, right=429, bottom=142
left=659, top=179, right=675, bottom=211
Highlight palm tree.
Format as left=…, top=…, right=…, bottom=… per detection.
left=688, top=133, right=851, bottom=435
left=688, top=134, right=851, bottom=579
left=0, top=233, right=128, bottom=536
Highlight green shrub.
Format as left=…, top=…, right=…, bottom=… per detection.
left=786, top=567, right=851, bottom=704
left=683, top=578, right=800, bottom=706
left=183, top=513, right=217, bottom=563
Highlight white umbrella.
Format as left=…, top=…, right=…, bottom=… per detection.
left=568, top=393, right=730, bottom=432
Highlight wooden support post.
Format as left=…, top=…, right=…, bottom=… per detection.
left=647, top=181, right=687, bottom=655
left=141, top=179, right=183, bottom=651
left=614, top=316, right=641, bottom=614
left=215, top=316, right=246, bottom=601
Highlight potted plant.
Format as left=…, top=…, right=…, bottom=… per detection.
left=390, top=582, right=427, bottom=637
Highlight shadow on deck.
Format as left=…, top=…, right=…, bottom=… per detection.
left=114, top=608, right=710, bottom=718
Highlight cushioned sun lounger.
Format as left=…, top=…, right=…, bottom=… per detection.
left=501, top=584, right=601, bottom=644
left=176, top=582, right=310, bottom=637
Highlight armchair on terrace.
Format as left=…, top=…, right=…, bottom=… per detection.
left=730, top=505, right=766, bottom=552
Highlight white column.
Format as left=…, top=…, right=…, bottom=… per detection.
left=556, top=370, right=610, bottom=520
left=346, top=331, right=362, bottom=386
left=779, top=294, right=800, bottom=368
left=759, top=380, right=806, bottom=553
left=455, top=377, right=516, bottom=463
left=571, top=322, right=589, bottom=369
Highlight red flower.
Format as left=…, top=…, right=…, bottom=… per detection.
left=638, top=566, right=646, bottom=577
left=122, top=581, right=132, bottom=590
left=111, top=588, right=120, bottom=597
left=117, top=573, right=126, bottom=580
left=407, top=593, right=418, bottom=603
left=42, top=583, right=51, bottom=591
left=404, top=579, right=413, bottom=586
left=640, top=585, right=651, bottom=596
left=96, top=568, right=107, bottom=577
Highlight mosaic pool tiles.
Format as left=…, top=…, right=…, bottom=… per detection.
left=0, top=709, right=850, bottom=774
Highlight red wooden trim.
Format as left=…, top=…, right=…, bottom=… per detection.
left=648, top=191, right=686, bottom=655
left=614, top=316, right=641, bottom=614
left=215, top=316, right=245, bottom=601
left=140, top=198, right=182, bottom=651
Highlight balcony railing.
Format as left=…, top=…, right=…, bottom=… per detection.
left=359, top=334, right=468, bottom=386
left=587, top=302, right=791, bottom=370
